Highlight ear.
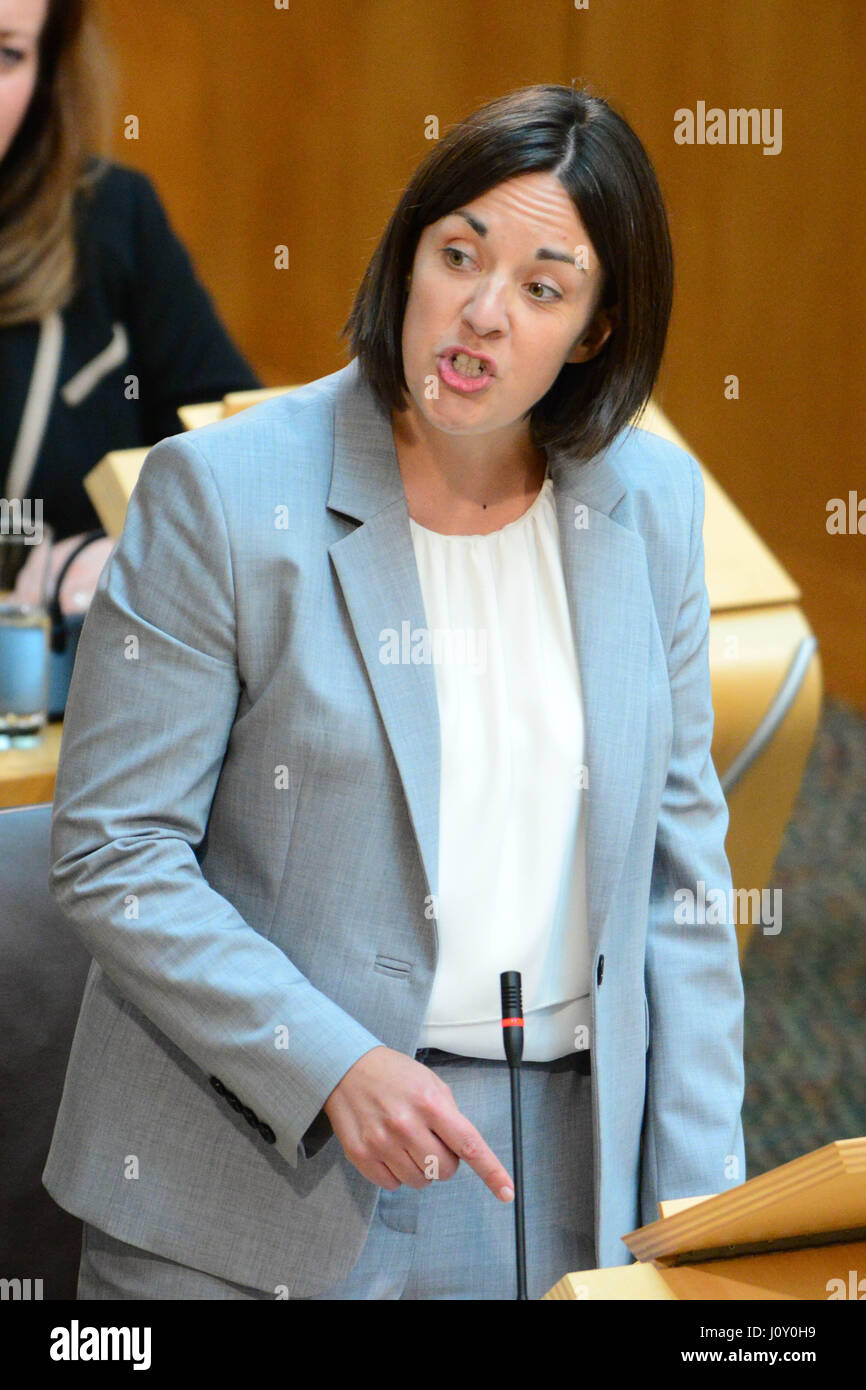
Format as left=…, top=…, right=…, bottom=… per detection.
left=564, top=304, right=619, bottom=365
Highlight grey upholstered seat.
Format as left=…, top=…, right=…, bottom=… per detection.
left=0, top=801, right=92, bottom=1300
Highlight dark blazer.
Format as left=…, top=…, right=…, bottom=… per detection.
left=1, top=158, right=260, bottom=541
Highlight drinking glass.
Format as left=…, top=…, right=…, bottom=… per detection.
left=0, top=525, right=55, bottom=749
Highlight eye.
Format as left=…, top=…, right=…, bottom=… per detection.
left=528, top=281, right=563, bottom=302
left=442, top=246, right=473, bottom=269
left=0, top=47, right=26, bottom=68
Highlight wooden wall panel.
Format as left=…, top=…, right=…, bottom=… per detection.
left=94, top=0, right=865, bottom=709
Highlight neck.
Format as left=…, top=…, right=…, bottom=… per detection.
left=390, top=405, right=548, bottom=513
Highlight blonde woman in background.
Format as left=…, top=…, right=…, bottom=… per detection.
left=0, top=0, right=260, bottom=611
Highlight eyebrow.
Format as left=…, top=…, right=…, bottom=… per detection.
left=448, top=208, right=588, bottom=272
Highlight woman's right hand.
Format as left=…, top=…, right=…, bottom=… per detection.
left=322, top=1044, right=515, bottom=1200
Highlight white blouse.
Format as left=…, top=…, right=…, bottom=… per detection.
left=410, top=471, right=592, bottom=1062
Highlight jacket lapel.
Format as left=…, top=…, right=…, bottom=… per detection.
left=549, top=454, right=651, bottom=951
left=327, top=360, right=650, bottom=950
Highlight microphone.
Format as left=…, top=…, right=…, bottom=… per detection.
left=500, top=970, right=528, bottom=1299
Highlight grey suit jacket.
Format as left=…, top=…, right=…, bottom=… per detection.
left=43, top=356, right=746, bottom=1296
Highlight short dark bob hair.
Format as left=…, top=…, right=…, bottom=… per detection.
left=341, top=83, right=674, bottom=464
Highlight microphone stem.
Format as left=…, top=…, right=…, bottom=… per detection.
left=509, top=1063, right=528, bottom=1299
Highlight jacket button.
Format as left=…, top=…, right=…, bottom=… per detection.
left=227, top=1093, right=243, bottom=1112
left=596, top=954, right=605, bottom=986
left=242, top=1106, right=257, bottom=1126
left=210, top=1076, right=227, bottom=1096
left=257, top=1122, right=276, bottom=1144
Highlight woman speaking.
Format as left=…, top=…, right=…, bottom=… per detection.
left=44, top=82, right=746, bottom=1301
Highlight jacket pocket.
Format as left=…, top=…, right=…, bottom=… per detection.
left=373, top=954, right=413, bottom=980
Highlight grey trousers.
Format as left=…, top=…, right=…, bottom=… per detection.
left=77, top=1046, right=595, bottom=1301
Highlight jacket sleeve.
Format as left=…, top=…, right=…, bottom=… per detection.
left=639, top=454, right=747, bottom=1224
left=125, top=170, right=262, bottom=442
left=48, top=433, right=384, bottom=1168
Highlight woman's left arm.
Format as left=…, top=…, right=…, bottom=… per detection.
left=640, top=455, right=747, bottom=1225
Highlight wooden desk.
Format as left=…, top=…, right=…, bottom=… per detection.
left=0, top=720, right=62, bottom=808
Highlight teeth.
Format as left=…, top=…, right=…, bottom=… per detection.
left=452, top=352, right=487, bottom=378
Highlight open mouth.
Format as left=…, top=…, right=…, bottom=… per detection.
left=448, top=350, right=490, bottom=379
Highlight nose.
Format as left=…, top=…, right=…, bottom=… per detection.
left=462, top=276, right=510, bottom=336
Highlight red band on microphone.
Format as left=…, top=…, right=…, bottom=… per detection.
left=501, top=1017, right=524, bottom=1027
